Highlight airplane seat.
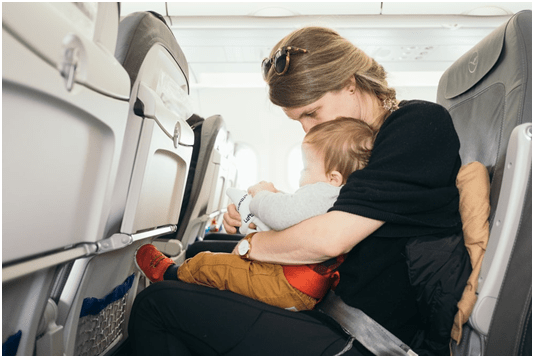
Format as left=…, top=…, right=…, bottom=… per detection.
left=436, top=10, right=531, bottom=356
left=113, top=10, right=194, bottom=236
left=2, top=3, right=131, bottom=356
left=178, top=114, right=206, bottom=229
left=151, top=113, right=203, bottom=254
left=184, top=234, right=244, bottom=259
left=154, top=114, right=236, bottom=264
left=55, top=11, right=195, bottom=356
left=151, top=114, right=203, bottom=252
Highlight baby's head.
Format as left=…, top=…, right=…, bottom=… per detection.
left=300, top=117, right=376, bottom=187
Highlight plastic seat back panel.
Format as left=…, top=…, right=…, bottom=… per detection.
left=173, top=115, right=230, bottom=247
left=115, top=12, right=194, bottom=235
left=2, top=269, right=56, bottom=355
left=59, top=244, right=142, bottom=355
left=2, top=3, right=130, bottom=264
left=3, top=3, right=129, bottom=99
left=120, top=45, right=193, bottom=234
left=2, top=4, right=128, bottom=356
left=58, top=11, right=194, bottom=356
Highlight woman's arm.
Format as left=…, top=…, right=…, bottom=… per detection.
left=235, top=210, right=384, bottom=265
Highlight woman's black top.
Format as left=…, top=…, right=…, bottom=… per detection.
left=329, top=100, right=466, bottom=352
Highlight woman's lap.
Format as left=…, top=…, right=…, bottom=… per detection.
left=128, top=280, right=368, bottom=355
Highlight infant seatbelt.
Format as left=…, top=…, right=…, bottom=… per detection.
left=316, top=291, right=418, bottom=356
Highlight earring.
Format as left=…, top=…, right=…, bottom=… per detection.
left=383, top=97, right=399, bottom=112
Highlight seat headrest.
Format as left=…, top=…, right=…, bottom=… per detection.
left=115, top=11, right=189, bottom=93
left=442, top=10, right=532, bottom=100
left=442, top=20, right=505, bottom=99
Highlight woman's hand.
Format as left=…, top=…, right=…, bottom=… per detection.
left=248, top=181, right=278, bottom=197
left=223, top=201, right=258, bottom=234
left=222, top=203, right=242, bottom=234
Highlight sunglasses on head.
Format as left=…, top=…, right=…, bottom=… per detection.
left=261, top=46, right=308, bottom=80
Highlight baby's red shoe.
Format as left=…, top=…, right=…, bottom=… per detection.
left=135, top=244, right=175, bottom=282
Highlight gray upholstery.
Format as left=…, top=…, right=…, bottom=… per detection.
left=437, top=11, right=531, bottom=195
left=437, top=10, right=531, bottom=356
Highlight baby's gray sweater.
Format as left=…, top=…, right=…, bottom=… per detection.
left=248, top=182, right=341, bottom=231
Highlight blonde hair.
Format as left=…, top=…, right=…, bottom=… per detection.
left=265, top=26, right=397, bottom=129
left=303, top=117, right=377, bottom=184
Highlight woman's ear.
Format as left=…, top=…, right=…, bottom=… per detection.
left=346, top=75, right=357, bottom=94
left=328, top=171, right=344, bottom=187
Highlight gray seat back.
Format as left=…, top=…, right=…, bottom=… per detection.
left=2, top=3, right=129, bottom=355
left=169, top=114, right=237, bottom=256
left=436, top=10, right=531, bottom=356
left=56, top=11, right=194, bottom=355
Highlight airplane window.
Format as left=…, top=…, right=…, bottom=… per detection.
left=234, top=143, right=259, bottom=190
left=287, top=144, right=304, bottom=192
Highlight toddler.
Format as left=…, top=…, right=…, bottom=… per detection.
left=136, top=117, right=376, bottom=311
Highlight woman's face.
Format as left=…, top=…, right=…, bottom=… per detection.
left=283, top=86, right=361, bottom=133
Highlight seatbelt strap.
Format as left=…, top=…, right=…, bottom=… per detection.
left=316, top=291, right=418, bottom=356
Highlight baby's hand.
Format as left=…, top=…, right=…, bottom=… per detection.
left=248, top=181, right=278, bottom=197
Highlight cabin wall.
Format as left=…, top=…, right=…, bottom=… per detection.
left=190, top=87, right=304, bottom=192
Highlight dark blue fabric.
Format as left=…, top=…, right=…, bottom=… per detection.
left=405, top=232, right=471, bottom=355
left=2, top=330, right=22, bottom=356
left=163, top=264, right=180, bottom=281
left=128, top=280, right=367, bottom=355
left=79, top=274, right=135, bottom=318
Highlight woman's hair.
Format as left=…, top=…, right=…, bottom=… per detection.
left=265, top=26, right=397, bottom=129
left=303, top=117, right=377, bottom=184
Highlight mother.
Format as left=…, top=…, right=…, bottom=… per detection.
left=128, top=26, right=470, bottom=355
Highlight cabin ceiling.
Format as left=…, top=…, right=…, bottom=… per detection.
left=119, top=2, right=532, bottom=89
left=120, top=2, right=530, bottom=17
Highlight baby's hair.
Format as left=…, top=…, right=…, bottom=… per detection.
left=303, top=117, right=376, bottom=184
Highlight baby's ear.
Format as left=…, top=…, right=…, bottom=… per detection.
left=328, top=171, right=344, bottom=187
